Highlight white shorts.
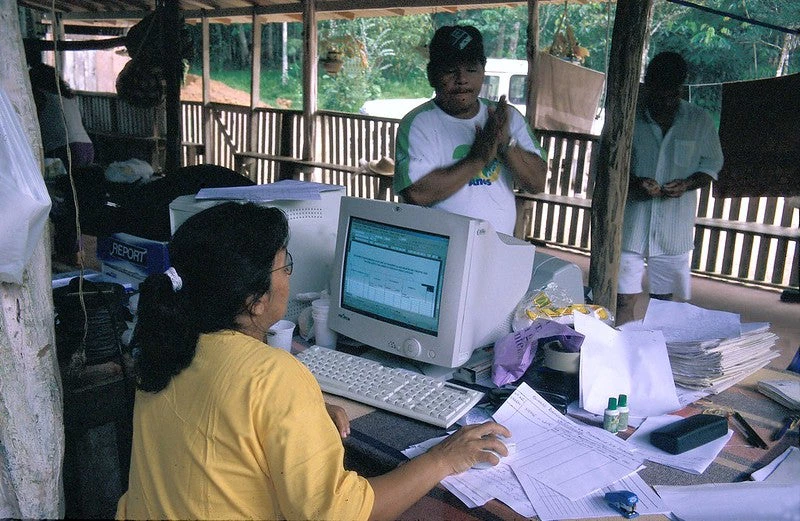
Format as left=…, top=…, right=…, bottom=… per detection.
left=618, top=251, right=692, bottom=300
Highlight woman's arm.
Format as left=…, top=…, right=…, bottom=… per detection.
left=366, top=421, right=511, bottom=521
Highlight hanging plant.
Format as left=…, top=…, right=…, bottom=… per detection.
left=321, top=49, right=344, bottom=75
left=546, top=1, right=590, bottom=64
left=319, top=35, right=368, bottom=75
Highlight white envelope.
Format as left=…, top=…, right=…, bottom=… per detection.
left=576, top=312, right=681, bottom=417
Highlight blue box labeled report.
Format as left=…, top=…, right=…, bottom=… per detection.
left=97, top=233, right=170, bottom=289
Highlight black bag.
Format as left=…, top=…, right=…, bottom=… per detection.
left=53, top=277, right=131, bottom=370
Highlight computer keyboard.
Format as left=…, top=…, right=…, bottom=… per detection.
left=296, top=346, right=484, bottom=428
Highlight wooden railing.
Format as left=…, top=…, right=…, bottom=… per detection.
left=76, top=92, right=798, bottom=291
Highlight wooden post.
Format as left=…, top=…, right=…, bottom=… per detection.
left=525, top=0, right=540, bottom=127
left=0, top=2, right=64, bottom=518
left=163, top=0, right=183, bottom=173
left=302, top=0, right=317, bottom=164
left=588, top=0, right=654, bottom=312
left=202, top=14, right=213, bottom=165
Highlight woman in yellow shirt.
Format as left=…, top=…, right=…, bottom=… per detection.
left=117, top=201, right=510, bottom=520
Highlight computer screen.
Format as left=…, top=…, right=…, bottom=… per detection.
left=328, top=197, right=536, bottom=369
left=168, top=182, right=346, bottom=322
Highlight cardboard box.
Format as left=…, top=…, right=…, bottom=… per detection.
left=96, top=233, right=170, bottom=289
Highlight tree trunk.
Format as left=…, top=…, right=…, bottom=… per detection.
left=777, top=32, right=797, bottom=77
left=0, top=2, right=64, bottom=518
left=495, top=23, right=505, bottom=57
left=588, top=0, right=654, bottom=314
left=509, top=21, right=521, bottom=58
left=237, top=25, right=250, bottom=69
left=282, top=22, right=289, bottom=86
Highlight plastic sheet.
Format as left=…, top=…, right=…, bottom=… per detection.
left=0, top=88, right=52, bottom=284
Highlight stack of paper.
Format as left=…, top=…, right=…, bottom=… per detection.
left=634, top=301, right=781, bottom=394
left=667, top=323, right=780, bottom=393
left=757, top=379, right=800, bottom=410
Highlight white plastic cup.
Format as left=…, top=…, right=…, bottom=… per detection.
left=311, top=299, right=338, bottom=348
left=267, top=319, right=296, bottom=352
left=311, top=298, right=330, bottom=314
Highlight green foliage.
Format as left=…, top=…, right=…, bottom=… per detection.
left=318, top=59, right=382, bottom=112
left=185, top=2, right=798, bottom=117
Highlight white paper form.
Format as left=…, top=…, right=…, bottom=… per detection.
left=626, top=415, right=733, bottom=474
left=493, top=383, right=644, bottom=500
left=575, top=313, right=681, bottom=417
left=443, top=464, right=537, bottom=517
left=403, top=434, right=537, bottom=515
left=654, top=481, right=800, bottom=521
left=196, top=179, right=341, bottom=202
left=751, top=446, right=800, bottom=484
left=517, top=471, right=669, bottom=521
left=641, top=300, right=741, bottom=343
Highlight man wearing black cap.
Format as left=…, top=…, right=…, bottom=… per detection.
left=393, top=25, right=547, bottom=235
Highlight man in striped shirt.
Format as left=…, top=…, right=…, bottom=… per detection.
left=616, top=52, right=724, bottom=325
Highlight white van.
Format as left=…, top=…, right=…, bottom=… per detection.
left=479, top=58, right=529, bottom=115
left=359, top=58, right=529, bottom=120
left=360, top=57, right=603, bottom=134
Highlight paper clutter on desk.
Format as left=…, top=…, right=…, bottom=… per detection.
left=622, top=300, right=781, bottom=395
left=757, top=379, right=800, bottom=410
left=575, top=312, right=681, bottom=418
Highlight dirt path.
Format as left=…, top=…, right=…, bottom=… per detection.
left=180, top=73, right=251, bottom=105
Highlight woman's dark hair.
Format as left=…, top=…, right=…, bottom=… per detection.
left=132, top=202, right=289, bottom=392
left=28, top=63, right=75, bottom=98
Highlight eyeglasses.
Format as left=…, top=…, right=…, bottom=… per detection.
left=272, top=251, right=293, bottom=275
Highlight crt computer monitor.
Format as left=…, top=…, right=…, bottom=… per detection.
left=168, top=182, right=346, bottom=323
left=327, top=197, right=536, bottom=369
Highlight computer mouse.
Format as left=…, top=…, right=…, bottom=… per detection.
left=471, top=435, right=515, bottom=470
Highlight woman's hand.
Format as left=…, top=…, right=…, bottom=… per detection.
left=325, top=402, right=351, bottom=438
left=428, top=421, right=512, bottom=475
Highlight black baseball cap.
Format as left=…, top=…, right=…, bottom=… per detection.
left=428, top=25, right=486, bottom=70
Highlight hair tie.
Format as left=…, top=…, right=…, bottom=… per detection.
left=164, top=267, right=183, bottom=291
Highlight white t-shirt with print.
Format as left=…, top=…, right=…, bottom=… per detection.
left=394, top=99, right=543, bottom=235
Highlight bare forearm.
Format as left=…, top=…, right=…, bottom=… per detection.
left=366, top=422, right=512, bottom=521
left=401, top=156, right=487, bottom=206
left=366, top=452, right=449, bottom=521
left=501, top=147, right=547, bottom=193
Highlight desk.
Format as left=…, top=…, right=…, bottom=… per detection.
left=329, top=366, right=799, bottom=521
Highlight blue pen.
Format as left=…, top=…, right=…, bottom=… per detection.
left=772, top=415, right=800, bottom=441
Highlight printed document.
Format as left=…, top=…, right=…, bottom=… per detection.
left=493, top=383, right=644, bottom=500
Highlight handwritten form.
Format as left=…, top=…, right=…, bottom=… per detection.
left=493, top=383, right=644, bottom=500
left=518, top=472, right=669, bottom=521
left=406, top=383, right=669, bottom=519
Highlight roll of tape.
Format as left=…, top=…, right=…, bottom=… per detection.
left=543, top=343, right=580, bottom=374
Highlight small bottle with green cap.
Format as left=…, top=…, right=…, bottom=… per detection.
left=617, top=394, right=629, bottom=431
left=603, top=396, right=619, bottom=433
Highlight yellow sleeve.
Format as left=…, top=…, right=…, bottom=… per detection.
left=252, top=356, right=374, bottom=520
